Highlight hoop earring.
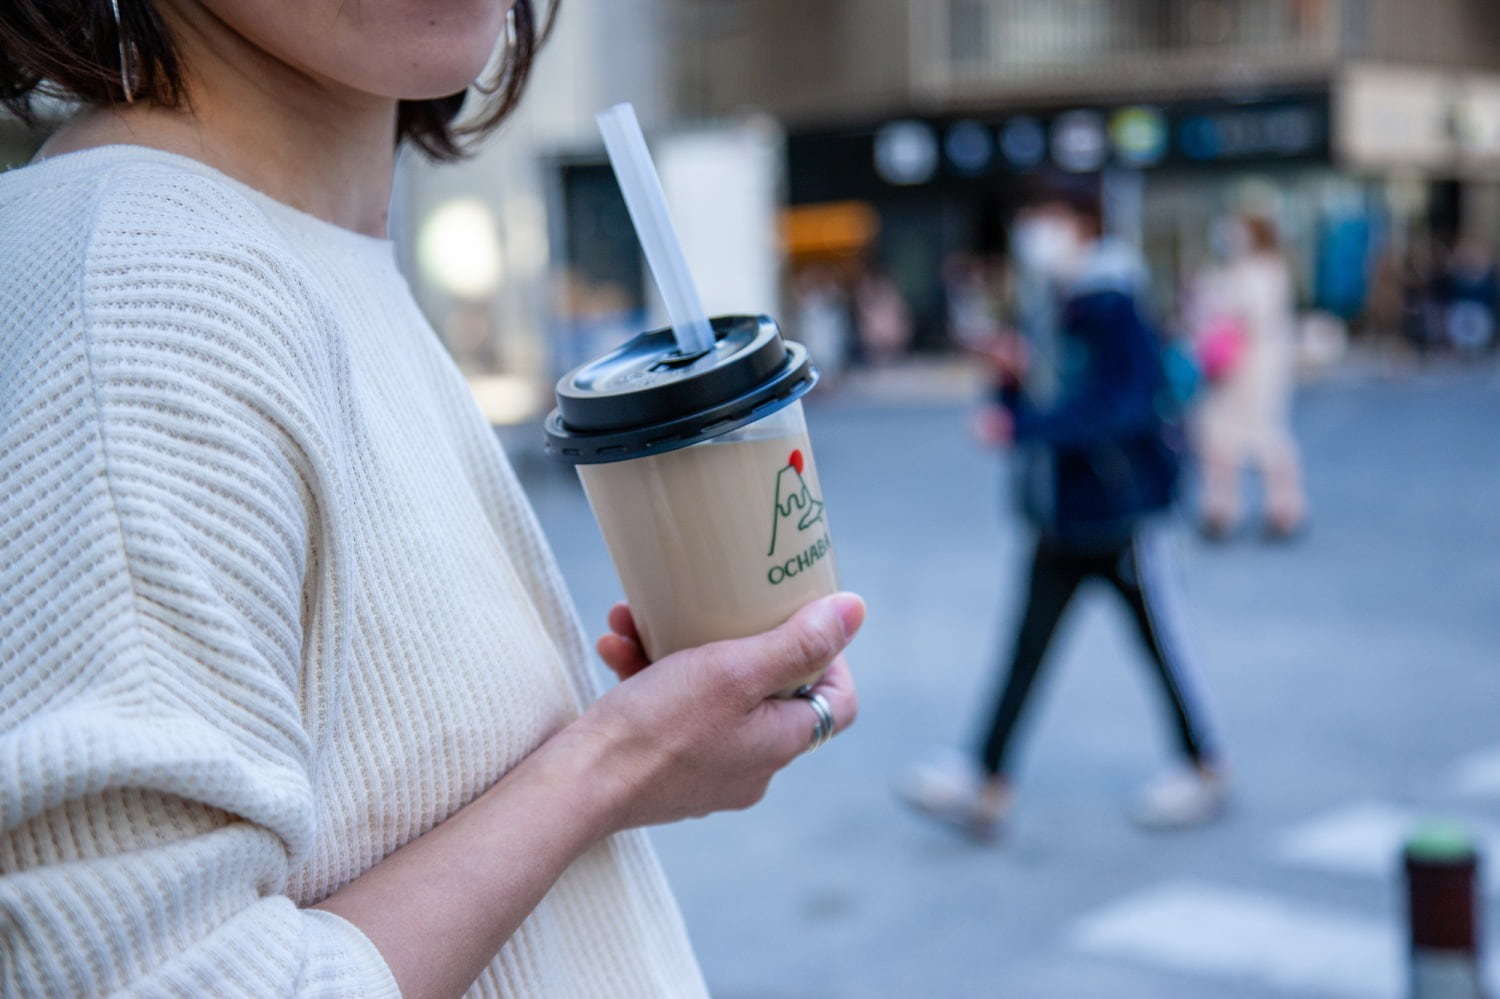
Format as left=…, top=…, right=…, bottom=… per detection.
left=109, top=0, right=134, bottom=103
left=472, top=6, right=518, bottom=96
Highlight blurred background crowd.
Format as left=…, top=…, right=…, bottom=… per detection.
left=9, top=2, right=1499, bottom=996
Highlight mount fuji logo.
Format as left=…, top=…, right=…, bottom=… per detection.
left=767, top=449, right=825, bottom=558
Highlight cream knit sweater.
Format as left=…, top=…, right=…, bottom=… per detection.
left=0, top=145, right=708, bottom=998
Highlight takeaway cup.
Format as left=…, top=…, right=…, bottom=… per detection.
left=545, top=314, right=837, bottom=694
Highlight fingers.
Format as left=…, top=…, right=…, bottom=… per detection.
left=597, top=632, right=649, bottom=681
left=598, top=603, right=650, bottom=681
left=759, top=655, right=859, bottom=764
left=709, top=592, right=865, bottom=704
left=607, top=603, right=641, bottom=645
left=807, top=655, right=858, bottom=736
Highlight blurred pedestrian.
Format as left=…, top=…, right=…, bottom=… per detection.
left=943, top=251, right=1001, bottom=350
left=0, top=2, right=861, bottom=997
left=854, top=266, right=913, bottom=364
left=898, top=184, right=1226, bottom=841
left=792, top=262, right=853, bottom=389
left=1190, top=213, right=1308, bottom=539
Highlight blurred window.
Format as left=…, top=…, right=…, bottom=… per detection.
left=935, top=0, right=1335, bottom=78
left=948, top=0, right=988, bottom=65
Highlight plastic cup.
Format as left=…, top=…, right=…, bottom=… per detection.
left=545, top=314, right=838, bottom=694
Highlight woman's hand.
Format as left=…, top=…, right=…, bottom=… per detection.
left=971, top=402, right=1015, bottom=449
left=975, top=332, right=1028, bottom=383
left=557, top=592, right=864, bottom=835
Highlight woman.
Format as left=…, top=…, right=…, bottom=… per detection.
left=0, top=3, right=862, bottom=997
left=1192, top=213, right=1308, bottom=538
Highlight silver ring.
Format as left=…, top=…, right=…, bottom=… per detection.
left=800, top=691, right=835, bottom=753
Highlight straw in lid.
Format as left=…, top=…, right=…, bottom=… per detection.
left=544, top=314, right=817, bottom=465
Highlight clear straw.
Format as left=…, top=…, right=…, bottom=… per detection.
left=596, top=103, right=715, bottom=356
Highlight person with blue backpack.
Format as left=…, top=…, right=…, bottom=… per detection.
left=899, top=180, right=1226, bottom=841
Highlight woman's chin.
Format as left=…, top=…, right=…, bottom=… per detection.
left=333, top=34, right=500, bottom=102
left=397, top=81, right=482, bottom=102
left=344, top=73, right=482, bottom=104
left=369, top=62, right=498, bottom=102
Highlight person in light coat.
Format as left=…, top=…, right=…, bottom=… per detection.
left=1192, top=213, right=1308, bottom=538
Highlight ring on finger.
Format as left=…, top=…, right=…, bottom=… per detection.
left=799, top=690, right=836, bottom=753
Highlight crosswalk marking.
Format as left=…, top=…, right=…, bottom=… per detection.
left=1070, top=880, right=1402, bottom=998
left=1070, top=752, right=1500, bottom=996
left=1274, top=801, right=1500, bottom=892
left=1449, top=746, right=1500, bottom=798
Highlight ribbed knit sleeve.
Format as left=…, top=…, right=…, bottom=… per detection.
left=0, top=166, right=399, bottom=996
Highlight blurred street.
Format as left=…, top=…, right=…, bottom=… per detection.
left=521, top=361, right=1500, bottom=999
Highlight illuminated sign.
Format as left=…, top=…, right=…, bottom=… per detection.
left=945, top=120, right=994, bottom=174
left=999, top=116, right=1046, bottom=168
left=873, top=120, right=939, bottom=185
left=1110, top=106, right=1168, bottom=166
left=1179, top=105, right=1322, bottom=161
left=1052, top=110, right=1107, bottom=172
left=785, top=94, right=1330, bottom=203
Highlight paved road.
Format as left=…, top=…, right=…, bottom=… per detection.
left=519, top=364, right=1500, bottom=998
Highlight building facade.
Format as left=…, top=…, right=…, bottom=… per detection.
left=670, top=0, right=1500, bottom=337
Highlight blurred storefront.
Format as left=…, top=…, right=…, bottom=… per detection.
left=671, top=0, right=1500, bottom=344
left=781, top=92, right=1343, bottom=336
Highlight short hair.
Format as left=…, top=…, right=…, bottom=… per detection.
left=0, top=0, right=557, bottom=161
left=1018, top=173, right=1104, bottom=237
left=1240, top=212, right=1281, bottom=254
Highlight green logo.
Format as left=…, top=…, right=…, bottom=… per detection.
left=765, top=449, right=832, bottom=586
left=767, top=449, right=824, bottom=557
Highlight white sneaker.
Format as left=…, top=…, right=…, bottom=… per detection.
left=894, top=752, right=1007, bottom=843
left=1131, top=768, right=1228, bottom=830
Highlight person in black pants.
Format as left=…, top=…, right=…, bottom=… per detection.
left=899, top=181, right=1225, bottom=841
left=980, top=534, right=1214, bottom=778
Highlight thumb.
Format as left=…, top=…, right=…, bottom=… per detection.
left=713, top=593, right=865, bottom=702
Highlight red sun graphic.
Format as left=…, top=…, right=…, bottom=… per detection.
left=788, top=449, right=804, bottom=474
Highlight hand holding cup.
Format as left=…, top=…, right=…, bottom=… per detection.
left=565, top=592, right=863, bottom=833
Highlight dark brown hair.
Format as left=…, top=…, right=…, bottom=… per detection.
left=0, top=0, right=557, bottom=161
left=1020, top=173, right=1104, bottom=238
left=1240, top=212, right=1281, bottom=255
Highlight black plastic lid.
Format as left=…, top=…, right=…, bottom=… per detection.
left=544, top=314, right=817, bottom=464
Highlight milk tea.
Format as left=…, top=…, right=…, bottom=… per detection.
left=578, top=402, right=837, bottom=688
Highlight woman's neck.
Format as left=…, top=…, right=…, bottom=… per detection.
left=38, top=3, right=399, bottom=238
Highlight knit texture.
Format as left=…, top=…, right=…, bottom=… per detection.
left=0, top=145, right=708, bottom=998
